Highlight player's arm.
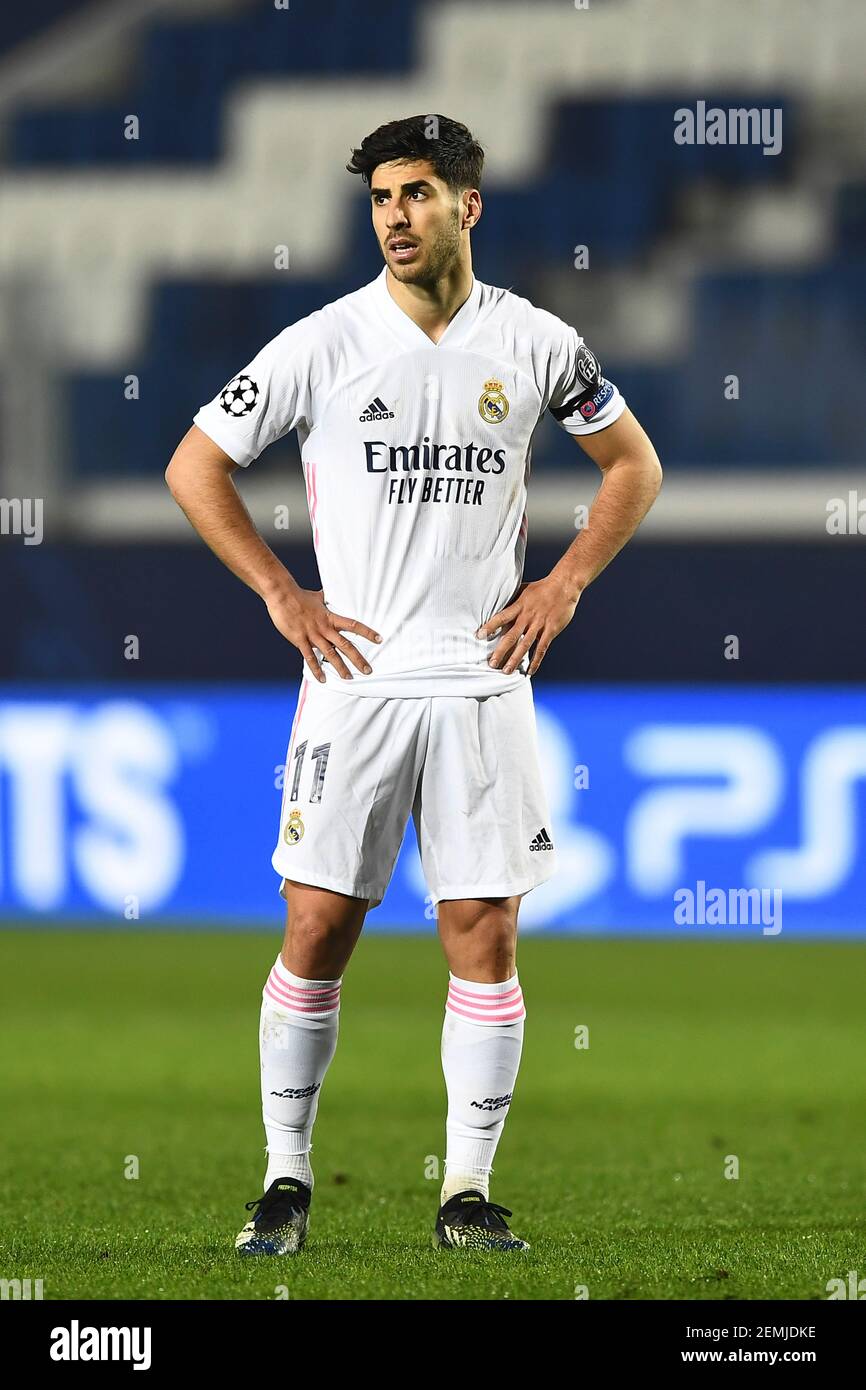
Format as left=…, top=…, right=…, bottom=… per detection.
left=165, top=424, right=381, bottom=683
left=477, top=407, right=662, bottom=675
left=553, top=405, right=663, bottom=596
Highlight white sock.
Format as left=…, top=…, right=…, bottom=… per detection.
left=259, top=956, right=342, bottom=1194
left=439, top=972, right=526, bottom=1206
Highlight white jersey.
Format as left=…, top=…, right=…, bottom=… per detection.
left=193, top=267, right=626, bottom=697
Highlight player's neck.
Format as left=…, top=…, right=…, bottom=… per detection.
left=384, top=260, right=474, bottom=345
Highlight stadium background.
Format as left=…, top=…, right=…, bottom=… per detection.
left=0, top=0, right=863, bottom=931
left=0, top=0, right=864, bottom=1304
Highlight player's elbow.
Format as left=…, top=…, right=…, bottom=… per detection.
left=166, top=426, right=237, bottom=494
left=627, top=410, right=663, bottom=496
left=634, top=433, right=663, bottom=497
left=164, top=445, right=193, bottom=499
left=647, top=450, right=663, bottom=496
left=164, top=453, right=181, bottom=495
left=165, top=434, right=197, bottom=495
left=609, top=443, right=663, bottom=497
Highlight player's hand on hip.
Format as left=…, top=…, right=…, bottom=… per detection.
left=265, top=585, right=382, bottom=683
left=476, top=575, right=580, bottom=676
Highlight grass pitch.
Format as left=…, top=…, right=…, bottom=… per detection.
left=0, top=929, right=863, bottom=1301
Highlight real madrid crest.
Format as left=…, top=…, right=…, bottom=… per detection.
left=284, top=808, right=305, bottom=845
left=478, top=379, right=509, bottom=425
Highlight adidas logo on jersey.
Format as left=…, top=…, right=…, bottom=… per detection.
left=529, top=827, right=554, bottom=851
left=359, top=397, right=395, bottom=422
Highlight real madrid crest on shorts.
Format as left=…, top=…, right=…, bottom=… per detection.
left=478, top=379, right=509, bottom=424
left=284, top=808, right=305, bottom=845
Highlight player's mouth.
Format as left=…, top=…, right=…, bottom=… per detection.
left=388, top=238, right=420, bottom=262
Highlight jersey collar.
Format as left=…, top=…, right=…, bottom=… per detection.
left=373, top=266, right=481, bottom=350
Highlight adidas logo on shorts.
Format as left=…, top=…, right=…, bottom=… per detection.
left=359, top=396, right=395, bottom=422
left=529, top=827, right=553, bottom=851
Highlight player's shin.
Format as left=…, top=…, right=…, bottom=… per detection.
left=439, top=972, right=526, bottom=1204
left=259, top=956, right=342, bottom=1191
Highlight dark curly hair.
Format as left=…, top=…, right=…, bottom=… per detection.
left=346, top=114, right=484, bottom=193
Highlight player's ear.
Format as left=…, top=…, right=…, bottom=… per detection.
left=460, top=189, right=482, bottom=231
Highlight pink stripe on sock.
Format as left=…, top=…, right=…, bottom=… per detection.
left=269, top=971, right=341, bottom=1003
left=446, top=999, right=526, bottom=1024
left=448, top=982, right=522, bottom=1008
left=267, top=980, right=340, bottom=1005
left=266, top=974, right=340, bottom=1014
left=264, top=981, right=339, bottom=1014
left=447, top=990, right=523, bottom=1022
left=446, top=980, right=525, bottom=1024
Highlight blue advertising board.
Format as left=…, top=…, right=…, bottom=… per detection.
left=0, top=685, right=863, bottom=934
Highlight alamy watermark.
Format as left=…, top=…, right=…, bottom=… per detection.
left=50, top=1322, right=151, bottom=1370
left=674, top=101, right=782, bottom=157
left=0, top=497, right=43, bottom=544
left=827, top=1270, right=866, bottom=1299
left=1, top=1277, right=43, bottom=1299
left=674, top=880, right=782, bottom=935
left=826, top=492, right=866, bottom=535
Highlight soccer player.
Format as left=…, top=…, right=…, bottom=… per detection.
left=165, top=114, right=662, bottom=1254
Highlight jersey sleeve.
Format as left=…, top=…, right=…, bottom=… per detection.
left=543, top=316, right=626, bottom=436
left=192, top=314, right=319, bottom=467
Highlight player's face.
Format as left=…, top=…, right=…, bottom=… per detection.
left=370, top=159, right=465, bottom=286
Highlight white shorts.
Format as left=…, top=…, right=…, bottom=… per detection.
left=271, top=677, right=557, bottom=910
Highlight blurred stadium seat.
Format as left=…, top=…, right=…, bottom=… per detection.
left=1, top=0, right=864, bottom=922
left=1, top=0, right=863, bottom=488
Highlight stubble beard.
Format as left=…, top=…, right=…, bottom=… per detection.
left=386, top=205, right=463, bottom=289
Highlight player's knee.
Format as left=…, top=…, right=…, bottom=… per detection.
left=440, top=895, right=519, bottom=941
left=284, top=910, right=345, bottom=950
left=282, top=889, right=364, bottom=961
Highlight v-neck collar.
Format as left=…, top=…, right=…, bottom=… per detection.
left=374, top=266, right=481, bottom=350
